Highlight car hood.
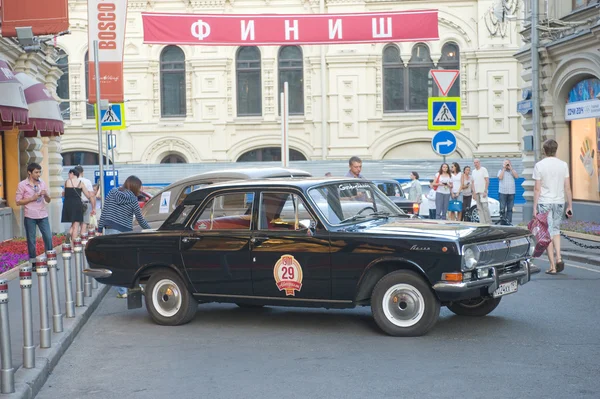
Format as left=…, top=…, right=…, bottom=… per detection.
left=360, top=218, right=531, bottom=243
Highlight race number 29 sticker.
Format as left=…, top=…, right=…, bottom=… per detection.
left=273, top=255, right=303, bottom=296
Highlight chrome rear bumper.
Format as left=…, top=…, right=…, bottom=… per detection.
left=433, top=260, right=539, bottom=294
left=83, top=268, right=112, bottom=279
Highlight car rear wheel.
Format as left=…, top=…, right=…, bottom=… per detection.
left=447, top=297, right=502, bottom=317
left=465, top=206, right=479, bottom=222
left=145, top=270, right=197, bottom=326
left=371, top=270, right=440, bottom=337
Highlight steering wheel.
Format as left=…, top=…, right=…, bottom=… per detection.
left=357, top=206, right=375, bottom=215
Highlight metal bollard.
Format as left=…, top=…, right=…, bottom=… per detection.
left=0, top=279, right=14, bottom=394
left=36, top=258, right=51, bottom=349
left=91, top=229, right=99, bottom=290
left=81, top=232, right=92, bottom=297
left=62, top=242, right=75, bottom=318
left=74, top=237, right=84, bottom=307
left=46, top=250, right=63, bottom=333
left=20, top=266, right=35, bottom=369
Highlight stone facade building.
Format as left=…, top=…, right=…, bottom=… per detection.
left=516, top=0, right=600, bottom=223
left=57, top=0, right=525, bottom=167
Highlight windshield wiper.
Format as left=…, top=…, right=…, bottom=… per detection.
left=365, top=211, right=391, bottom=219
left=339, top=214, right=368, bottom=224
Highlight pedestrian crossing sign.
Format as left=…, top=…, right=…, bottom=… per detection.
left=428, top=97, right=461, bottom=130
left=96, top=103, right=126, bottom=131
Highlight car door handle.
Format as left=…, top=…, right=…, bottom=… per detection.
left=182, top=237, right=201, bottom=243
left=251, top=237, right=269, bottom=244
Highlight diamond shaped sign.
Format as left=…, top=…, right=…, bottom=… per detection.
left=431, top=70, right=460, bottom=96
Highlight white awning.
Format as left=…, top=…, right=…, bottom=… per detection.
left=15, top=72, right=64, bottom=136
left=0, top=58, right=29, bottom=129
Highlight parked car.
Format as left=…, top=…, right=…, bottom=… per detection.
left=85, top=178, right=539, bottom=337
left=137, top=191, right=153, bottom=208
left=401, top=181, right=500, bottom=222
left=372, top=179, right=420, bottom=215
left=137, top=167, right=312, bottom=229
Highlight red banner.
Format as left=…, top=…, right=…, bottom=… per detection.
left=87, top=0, right=128, bottom=104
left=142, top=10, right=438, bottom=46
left=0, top=0, right=69, bottom=37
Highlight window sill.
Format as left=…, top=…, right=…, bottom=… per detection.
left=233, top=116, right=264, bottom=124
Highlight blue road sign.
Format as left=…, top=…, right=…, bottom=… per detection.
left=431, top=130, right=457, bottom=156
left=96, top=103, right=126, bottom=130
left=428, top=97, right=461, bottom=130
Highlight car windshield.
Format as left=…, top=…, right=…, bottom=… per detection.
left=308, top=181, right=405, bottom=225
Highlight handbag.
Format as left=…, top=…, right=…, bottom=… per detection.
left=433, top=174, right=440, bottom=191
left=448, top=200, right=463, bottom=212
left=527, top=212, right=551, bottom=257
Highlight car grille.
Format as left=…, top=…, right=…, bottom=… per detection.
left=474, top=237, right=530, bottom=267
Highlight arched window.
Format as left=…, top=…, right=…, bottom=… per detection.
left=408, top=44, right=434, bottom=111
left=160, top=154, right=187, bottom=164
left=237, top=147, right=306, bottom=162
left=56, top=50, right=70, bottom=120
left=62, top=151, right=111, bottom=166
left=84, top=52, right=95, bottom=119
left=160, top=46, right=186, bottom=117
left=437, top=42, right=460, bottom=97
left=383, top=45, right=404, bottom=112
left=278, top=46, right=304, bottom=115
left=236, top=47, right=262, bottom=116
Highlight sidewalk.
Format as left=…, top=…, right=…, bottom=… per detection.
left=560, top=235, right=600, bottom=267
left=0, top=252, right=109, bottom=398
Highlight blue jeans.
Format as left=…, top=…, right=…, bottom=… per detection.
left=24, top=217, right=53, bottom=260
left=499, top=193, right=515, bottom=225
left=105, top=228, right=128, bottom=295
left=429, top=209, right=436, bottom=219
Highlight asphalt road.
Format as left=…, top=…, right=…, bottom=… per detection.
left=37, top=258, right=600, bottom=399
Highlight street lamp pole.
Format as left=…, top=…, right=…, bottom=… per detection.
left=93, top=40, right=105, bottom=206
left=531, top=0, right=541, bottom=162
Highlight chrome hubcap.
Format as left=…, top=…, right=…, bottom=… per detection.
left=152, top=279, right=182, bottom=317
left=382, top=284, right=425, bottom=328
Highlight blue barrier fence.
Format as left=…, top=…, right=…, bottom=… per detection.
left=397, top=178, right=526, bottom=205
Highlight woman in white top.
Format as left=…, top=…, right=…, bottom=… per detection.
left=448, top=162, right=463, bottom=221
left=432, top=163, right=452, bottom=220
left=461, top=166, right=474, bottom=221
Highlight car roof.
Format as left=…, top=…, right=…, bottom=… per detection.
left=372, top=179, right=401, bottom=185
left=183, top=177, right=372, bottom=204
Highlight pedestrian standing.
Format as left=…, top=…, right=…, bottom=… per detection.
left=426, top=180, right=437, bottom=219
left=460, top=166, right=474, bottom=221
left=61, top=168, right=95, bottom=242
left=345, top=156, right=365, bottom=178
left=497, top=159, right=518, bottom=225
left=533, top=139, right=573, bottom=275
left=73, top=165, right=96, bottom=235
left=448, top=162, right=462, bottom=221
left=15, top=163, right=54, bottom=265
left=407, top=172, right=422, bottom=204
left=433, top=163, right=452, bottom=220
left=472, top=159, right=491, bottom=224
left=98, top=175, right=151, bottom=298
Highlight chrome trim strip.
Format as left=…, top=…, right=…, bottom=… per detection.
left=433, top=259, right=536, bottom=293
left=83, top=268, right=112, bottom=278
left=193, top=292, right=353, bottom=304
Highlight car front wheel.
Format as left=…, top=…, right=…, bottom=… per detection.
left=145, top=270, right=197, bottom=326
left=447, top=297, right=502, bottom=317
left=371, top=270, right=440, bottom=337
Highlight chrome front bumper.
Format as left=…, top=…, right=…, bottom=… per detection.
left=83, top=268, right=113, bottom=279
left=432, top=260, right=540, bottom=295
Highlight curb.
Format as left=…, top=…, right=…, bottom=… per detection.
left=0, top=284, right=110, bottom=398
left=561, top=251, right=600, bottom=267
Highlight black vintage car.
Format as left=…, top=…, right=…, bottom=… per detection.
left=84, top=178, right=539, bottom=337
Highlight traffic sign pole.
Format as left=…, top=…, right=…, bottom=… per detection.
left=93, top=40, right=105, bottom=208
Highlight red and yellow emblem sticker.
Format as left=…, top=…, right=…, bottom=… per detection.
left=273, top=254, right=303, bottom=296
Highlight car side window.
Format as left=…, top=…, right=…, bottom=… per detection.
left=175, top=184, right=207, bottom=208
left=192, top=192, right=253, bottom=231
left=259, top=192, right=314, bottom=231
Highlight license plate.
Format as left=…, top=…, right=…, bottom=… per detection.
left=492, top=280, right=518, bottom=298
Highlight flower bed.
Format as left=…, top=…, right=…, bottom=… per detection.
left=560, top=220, right=600, bottom=237
left=0, top=235, right=66, bottom=273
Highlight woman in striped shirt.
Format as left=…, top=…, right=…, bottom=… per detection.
left=98, top=175, right=151, bottom=297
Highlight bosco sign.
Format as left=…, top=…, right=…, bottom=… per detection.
left=87, top=0, right=128, bottom=104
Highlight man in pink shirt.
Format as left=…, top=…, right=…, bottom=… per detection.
left=15, top=162, right=53, bottom=263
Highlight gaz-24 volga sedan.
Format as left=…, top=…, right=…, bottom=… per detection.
left=84, top=178, right=540, bottom=337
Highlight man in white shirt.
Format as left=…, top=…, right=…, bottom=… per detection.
left=74, top=165, right=96, bottom=235
left=471, top=158, right=491, bottom=224
left=533, top=139, right=573, bottom=275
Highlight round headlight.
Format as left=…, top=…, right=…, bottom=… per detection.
left=463, top=247, right=478, bottom=271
